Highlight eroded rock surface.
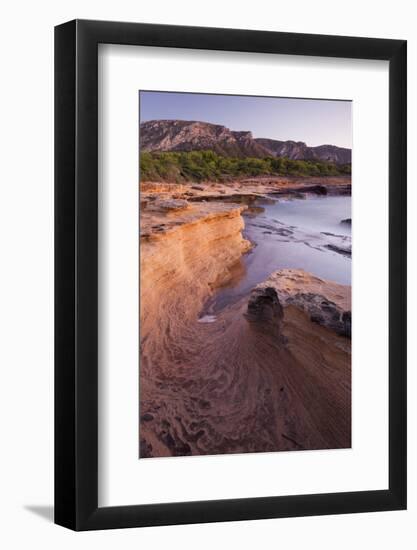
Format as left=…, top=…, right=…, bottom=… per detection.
left=246, top=286, right=283, bottom=322
left=139, top=187, right=351, bottom=458
left=154, top=198, right=190, bottom=212
left=254, top=269, right=351, bottom=337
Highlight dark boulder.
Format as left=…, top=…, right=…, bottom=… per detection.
left=245, top=286, right=284, bottom=337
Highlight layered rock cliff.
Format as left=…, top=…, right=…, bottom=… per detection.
left=140, top=200, right=251, bottom=347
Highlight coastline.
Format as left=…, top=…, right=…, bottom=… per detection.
left=141, top=175, right=351, bottom=203
left=139, top=177, right=351, bottom=458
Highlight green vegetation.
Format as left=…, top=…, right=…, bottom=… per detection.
left=140, top=150, right=351, bottom=183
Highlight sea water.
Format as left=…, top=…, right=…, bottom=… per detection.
left=208, top=195, right=351, bottom=313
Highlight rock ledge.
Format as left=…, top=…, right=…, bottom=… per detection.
left=249, top=269, right=351, bottom=337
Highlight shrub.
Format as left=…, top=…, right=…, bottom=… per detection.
left=139, top=150, right=351, bottom=183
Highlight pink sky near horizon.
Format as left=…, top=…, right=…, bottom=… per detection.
left=140, top=91, right=352, bottom=149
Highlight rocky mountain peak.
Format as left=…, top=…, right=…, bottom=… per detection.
left=140, top=119, right=351, bottom=164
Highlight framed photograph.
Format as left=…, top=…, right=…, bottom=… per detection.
left=55, top=19, right=407, bottom=530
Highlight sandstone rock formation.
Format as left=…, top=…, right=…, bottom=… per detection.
left=253, top=269, right=351, bottom=337
left=140, top=200, right=251, bottom=350
left=139, top=200, right=351, bottom=458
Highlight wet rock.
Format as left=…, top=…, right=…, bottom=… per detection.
left=243, top=205, right=265, bottom=218
left=245, top=287, right=284, bottom=332
left=271, top=184, right=327, bottom=196
left=321, top=231, right=340, bottom=237
left=252, top=269, right=351, bottom=338
left=325, top=243, right=351, bottom=257
left=342, top=311, right=351, bottom=338
left=305, top=185, right=327, bottom=195
left=276, top=228, right=293, bottom=237
left=327, top=185, right=351, bottom=196
left=288, top=293, right=351, bottom=337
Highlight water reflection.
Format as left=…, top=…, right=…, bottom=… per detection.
left=205, top=195, right=351, bottom=314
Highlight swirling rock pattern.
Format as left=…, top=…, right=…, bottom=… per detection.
left=139, top=201, right=351, bottom=458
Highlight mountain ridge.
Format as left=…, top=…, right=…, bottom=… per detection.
left=140, top=119, right=351, bottom=164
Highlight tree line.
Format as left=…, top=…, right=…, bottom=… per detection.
left=140, top=150, right=351, bottom=182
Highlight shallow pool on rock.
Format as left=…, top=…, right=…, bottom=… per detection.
left=206, top=195, right=352, bottom=314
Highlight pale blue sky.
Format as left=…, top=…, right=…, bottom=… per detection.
left=140, top=91, right=352, bottom=149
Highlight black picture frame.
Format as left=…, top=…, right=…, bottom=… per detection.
left=55, top=19, right=407, bottom=531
